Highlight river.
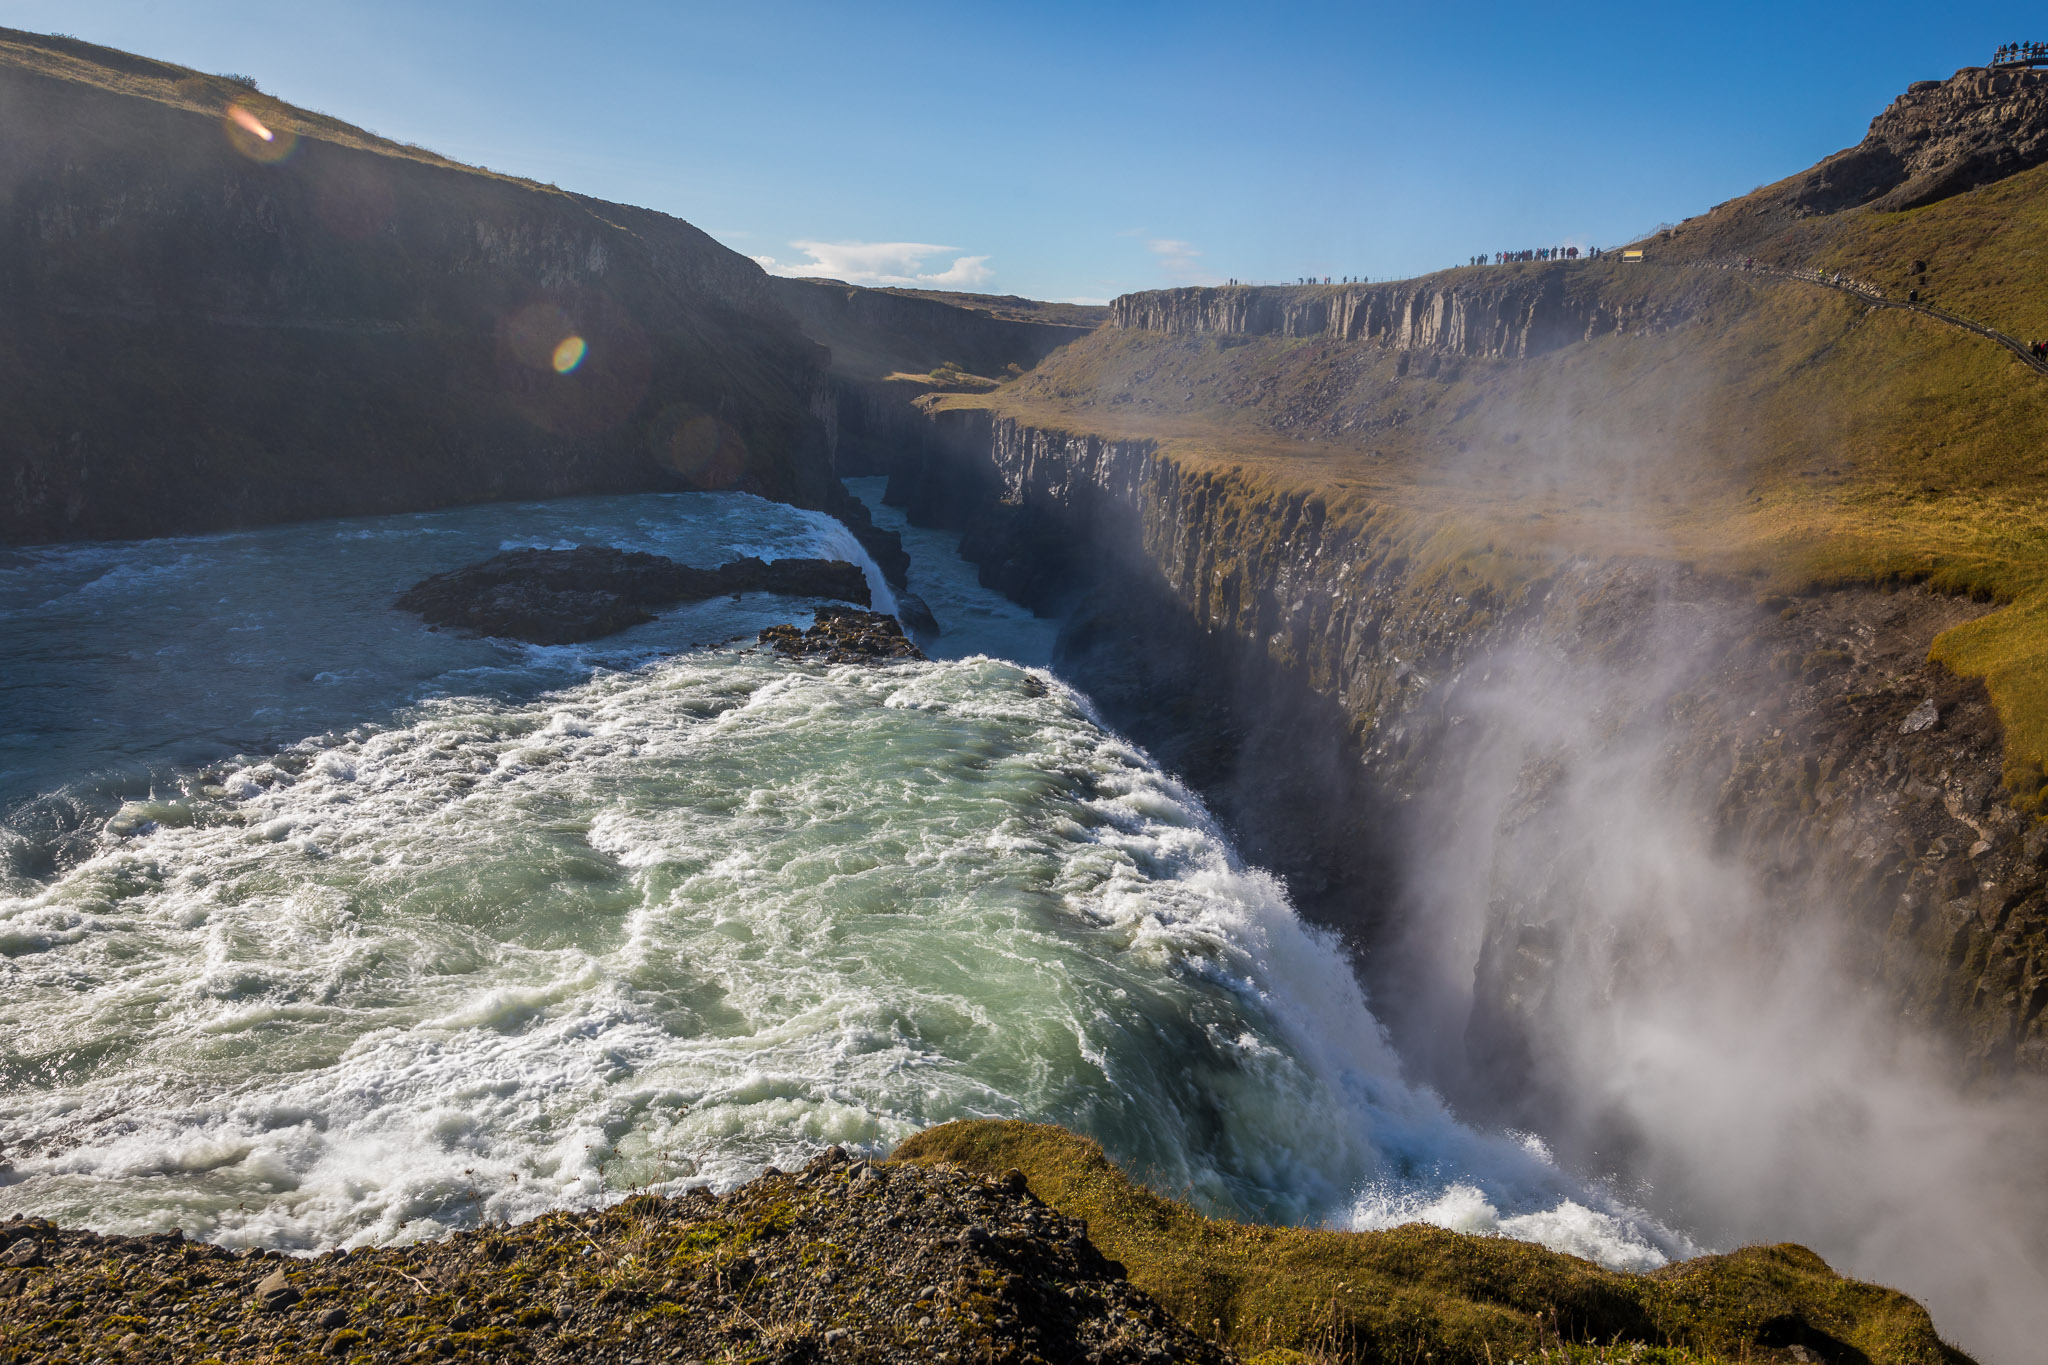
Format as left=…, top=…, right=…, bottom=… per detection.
left=0, top=487, right=1683, bottom=1265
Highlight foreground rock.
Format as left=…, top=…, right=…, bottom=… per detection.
left=0, top=1151, right=1226, bottom=1365
left=902, top=1120, right=1976, bottom=1365
left=760, top=606, right=926, bottom=663
left=395, top=547, right=870, bottom=645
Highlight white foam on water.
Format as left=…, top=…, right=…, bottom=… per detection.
left=0, top=488, right=1696, bottom=1275
left=1349, top=1182, right=1675, bottom=1272
left=0, top=489, right=905, bottom=838
left=0, top=647, right=1691, bottom=1268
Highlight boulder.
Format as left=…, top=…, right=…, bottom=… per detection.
left=253, top=1268, right=299, bottom=1312
left=759, top=607, right=926, bottom=663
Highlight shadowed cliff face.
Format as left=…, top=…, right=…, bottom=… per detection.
left=770, top=278, right=1099, bottom=384
left=0, top=33, right=835, bottom=543
left=768, top=277, right=1101, bottom=478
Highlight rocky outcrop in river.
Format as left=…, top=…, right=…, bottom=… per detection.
left=396, top=547, right=870, bottom=644
left=759, top=605, right=926, bottom=662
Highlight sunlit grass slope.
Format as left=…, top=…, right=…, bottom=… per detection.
left=895, top=1122, right=1971, bottom=1365
left=0, top=27, right=557, bottom=189
left=937, top=160, right=2048, bottom=804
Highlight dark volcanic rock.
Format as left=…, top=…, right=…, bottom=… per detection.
left=825, top=480, right=911, bottom=589
left=894, top=590, right=941, bottom=640
left=0, top=1156, right=1230, bottom=1365
left=396, top=546, right=870, bottom=645
left=1781, top=65, right=2048, bottom=214
left=760, top=606, right=926, bottom=663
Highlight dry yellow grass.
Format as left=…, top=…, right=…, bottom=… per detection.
left=0, top=27, right=560, bottom=190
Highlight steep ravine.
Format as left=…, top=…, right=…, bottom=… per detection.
left=880, top=401, right=2048, bottom=1354
left=897, top=407, right=2048, bottom=1078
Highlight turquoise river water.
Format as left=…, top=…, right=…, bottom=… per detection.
left=0, top=485, right=1688, bottom=1266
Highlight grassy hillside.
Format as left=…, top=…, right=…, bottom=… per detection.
left=0, top=28, right=552, bottom=188
left=896, top=1121, right=1971, bottom=1365
left=0, top=28, right=835, bottom=541
left=937, top=149, right=2048, bottom=804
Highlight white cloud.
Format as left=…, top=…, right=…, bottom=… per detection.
left=752, top=241, right=994, bottom=289
left=1145, top=237, right=1218, bottom=283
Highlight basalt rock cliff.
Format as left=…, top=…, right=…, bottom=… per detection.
left=0, top=30, right=836, bottom=544
left=770, top=277, right=1101, bottom=477
left=1107, top=271, right=1687, bottom=359
left=899, top=410, right=2048, bottom=1080
left=1767, top=64, right=2048, bottom=217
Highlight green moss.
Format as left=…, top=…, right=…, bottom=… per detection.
left=893, top=1120, right=1971, bottom=1365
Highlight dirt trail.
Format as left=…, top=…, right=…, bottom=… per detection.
left=1691, top=258, right=2048, bottom=374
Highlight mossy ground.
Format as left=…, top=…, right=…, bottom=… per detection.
left=0, top=1148, right=1221, bottom=1365
left=897, top=1121, right=1974, bottom=1365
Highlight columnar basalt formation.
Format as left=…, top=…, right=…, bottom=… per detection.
left=1108, top=274, right=1688, bottom=359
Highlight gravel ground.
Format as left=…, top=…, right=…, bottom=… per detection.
left=0, top=1148, right=1232, bottom=1364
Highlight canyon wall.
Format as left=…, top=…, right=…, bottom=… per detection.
left=770, top=277, right=1100, bottom=477
left=1107, top=276, right=1688, bottom=359
left=900, top=407, right=2048, bottom=1086
left=0, top=31, right=835, bottom=543
left=771, top=279, right=1096, bottom=382
left=889, top=399, right=2048, bottom=1342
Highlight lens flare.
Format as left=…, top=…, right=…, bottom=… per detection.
left=228, top=105, right=273, bottom=142
left=551, top=336, right=587, bottom=374
left=223, top=102, right=296, bottom=164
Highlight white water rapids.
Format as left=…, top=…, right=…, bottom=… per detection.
left=0, top=489, right=1686, bottom=1266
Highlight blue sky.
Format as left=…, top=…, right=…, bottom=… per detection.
left=5, top=1, right=2037, bottom=301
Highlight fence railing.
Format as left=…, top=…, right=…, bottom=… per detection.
left=1692, top=257, right=2048, bottom=375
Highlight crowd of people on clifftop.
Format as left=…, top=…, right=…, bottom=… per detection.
left=1469, top=246, right=1602, bottom=265
left=1994, top=41, right=2046, bottom=65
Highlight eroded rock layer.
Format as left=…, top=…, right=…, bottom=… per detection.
left=0, top=1150, right=1223, bottom=1365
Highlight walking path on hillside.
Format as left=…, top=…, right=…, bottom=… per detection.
left=1693, top=258, right=2048, bottom=375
